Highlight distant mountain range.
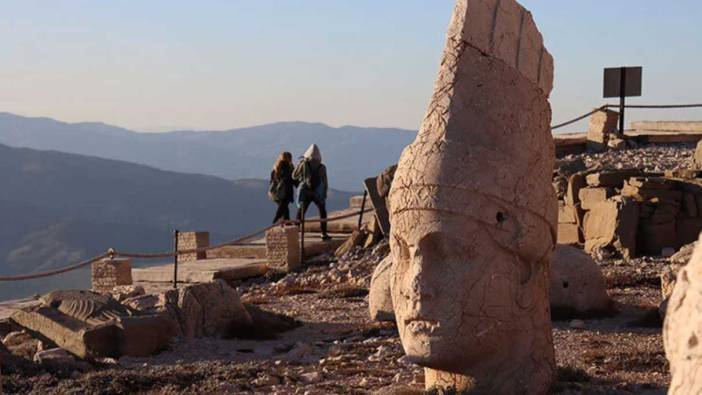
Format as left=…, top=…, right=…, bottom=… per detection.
left=0, top=143, right=353, bottom=300
left=0, top=113, right=416, bottom=191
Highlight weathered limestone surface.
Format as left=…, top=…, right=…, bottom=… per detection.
left=91, top=257, right=133, bottom=293
left=388, top=0, right=556, bottom=392
left=587, top=109, right=620, bottom=152
left=11, top=290, right=174, bottom=359
left=369, top=256, right=394, bottom=322
left=156, top=280, right=252, bottom=338
left=664, top=234, right=702, bottom=394
left=178, top=231, right=210, bottom=262
left=550, top=245, right=611, bottom=316
left=266, top=226, right=301, bottom=272
left=583, top=197, right=639, bottom=258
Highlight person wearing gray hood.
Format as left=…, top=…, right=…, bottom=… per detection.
left=293, top=144, right=331, bottom=241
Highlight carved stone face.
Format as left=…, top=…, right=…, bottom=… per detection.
left=390, top=205, right=545, bottom=372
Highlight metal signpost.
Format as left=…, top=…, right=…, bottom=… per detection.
left=603, top=66, right=643, bottom=134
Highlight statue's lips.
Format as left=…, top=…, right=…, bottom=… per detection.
left=405, top=318, right=441, bottom=337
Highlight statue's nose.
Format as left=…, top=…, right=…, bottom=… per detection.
left=406, top=250, right=435, bottom=304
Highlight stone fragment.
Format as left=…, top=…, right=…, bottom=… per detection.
left=156, top=280, right=252, bottom=338
left=550, top=245, right=611, bottom=316
left=585, top=169, right=640, bottom=188
left=2, top=330, right=43, bottom=360
left=664, top=234, right=702, bottom=393
left=110, top=285, right=145, bottom=302
left=335, top=230, right=367, bottom=258
left=587, top=109, right=619, bottom=152
left=672, top=242, right=697, bottom=265
left=265, top=226, right=301, bottom=272
left=583, top=197, right=639, bottom=258
left=607, top=138, right=626, bottom=150
left=694, top=140, right=702, bottom=168
left=558, top=204, right=577, bottom=224
left=388, top=0, right=556, bottom=392
left=565, top=173, right=588, bottom=207
left=579, top=187, right=615, bottom=210
left=557, top=223, right=580, bottom=245
left=11, top=290, right=175, bottom=359
left=369, top=256, right=395, bottom=322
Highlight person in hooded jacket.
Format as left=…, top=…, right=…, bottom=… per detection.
left=269, top=151, right=296, bottom=223
left=293, top=144, right=331, bottom=241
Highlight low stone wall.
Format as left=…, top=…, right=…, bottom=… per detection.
left=557, top=168, right=702, bottom=257
left=91, top=257, right=133, bottom=292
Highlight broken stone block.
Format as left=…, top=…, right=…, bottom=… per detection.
left=676, top=217, right=702, bottom=246
left=638, top=220, right=678, bottom=256
left=583, top=197, right=639, bottom=258
left=265, top=226, right=301, bottom=272
left=550, top=245, right=611, bottom=317
left=566, top=173, right=588, bottom=207
left=607, top=138, right=626, bottom=150
left=369, top=256, right=394, bottom=322
left=334, top=230, right=367, bottom=258
left=558, top=204, right=578, bottom=224
left=585, top=169, right=640, bottom=188
left=157, top=280, right=252, bottom=339
left=2, top=330, right=43, bottom=360
left=178, top=231, right=210, bottom=262
left=587, top=109, right=619, bottom=152
left=664, top=234, right=702, bottom=393
left=579, top=187, right=615, bottom=210
left=557, top=223, right=580, bottom=245
left=11, top=290, right=175, bottom=359
left=694, top=140, right=702, bottom=169
left=91, top=257, right=133, bottom=293
left=109, top=285, right=145, bottom=302
left=387, top=0, right=557, bottom=392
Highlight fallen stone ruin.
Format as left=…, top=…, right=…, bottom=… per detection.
left=556, top=164, right=702, bottom=258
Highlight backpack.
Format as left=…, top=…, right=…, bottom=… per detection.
left=268, top=172, right=286, bottom=202
left=301, top=160, right=322, bottom=190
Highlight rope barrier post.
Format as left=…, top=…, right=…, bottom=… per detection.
left=357, top=191, right=368, bottom=229
left=173, top=229, right=179, bottom=289
left=299, top=209, right=305, bottom=265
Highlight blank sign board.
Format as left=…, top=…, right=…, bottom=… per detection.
left=603, top=67, right=642, bottom=98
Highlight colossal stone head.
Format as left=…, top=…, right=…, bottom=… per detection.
left=388, top=0, right=557, bottom=392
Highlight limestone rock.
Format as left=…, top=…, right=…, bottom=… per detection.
left=664, top=234, right=702, bottom=394
left=11, top=290, right=175, bottom=359
left=157, top=280, right=252, bottom=338
left=672, top=242, right=697, bottom=265
left=694, top=140, right=702, bottom=169
left=369, top=256, right=394, bottom=322
left=583, top=196, right=639, bottom=258
left=110, top=285, right=145, bottom=302
left=550, top=245, right=611, bottom=316
left=387, top=0, right=556, bottom=392
left=2, top=331, right=43, bottom=360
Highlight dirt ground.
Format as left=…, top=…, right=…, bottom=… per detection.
left=2, top=243, right=671, bottom=395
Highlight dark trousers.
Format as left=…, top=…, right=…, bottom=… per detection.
left=297, top=197, right=328, bottom=235
left=272, top=201, right=290, bottom=224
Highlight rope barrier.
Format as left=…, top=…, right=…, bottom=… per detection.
left=0, top=208, right=374, bottom=282
left=551, top=103, right=702, bottom=131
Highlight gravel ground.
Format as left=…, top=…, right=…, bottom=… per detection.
left=3, top=244, right=670, bottom=395
left=570, top=142, right=695, bottom=173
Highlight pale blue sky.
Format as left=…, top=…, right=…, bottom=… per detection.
left=1, top=1, right=701, bottom=132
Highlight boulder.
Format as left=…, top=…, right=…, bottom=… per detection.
left=157, top=280, right=252, bottom=338
left=2, top=331, right=43, bottom=360
left=550, top=245, right=611, bottom=316
left=664, top=234, right=702, bottom=393
left=368, top=256, right=394, bottom=322
left=583, top=197, right=639, bottom=258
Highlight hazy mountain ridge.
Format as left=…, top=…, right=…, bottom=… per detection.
left=0, top=143, right=353, bottom=299
left=0, top=113, right=415, bottom=191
